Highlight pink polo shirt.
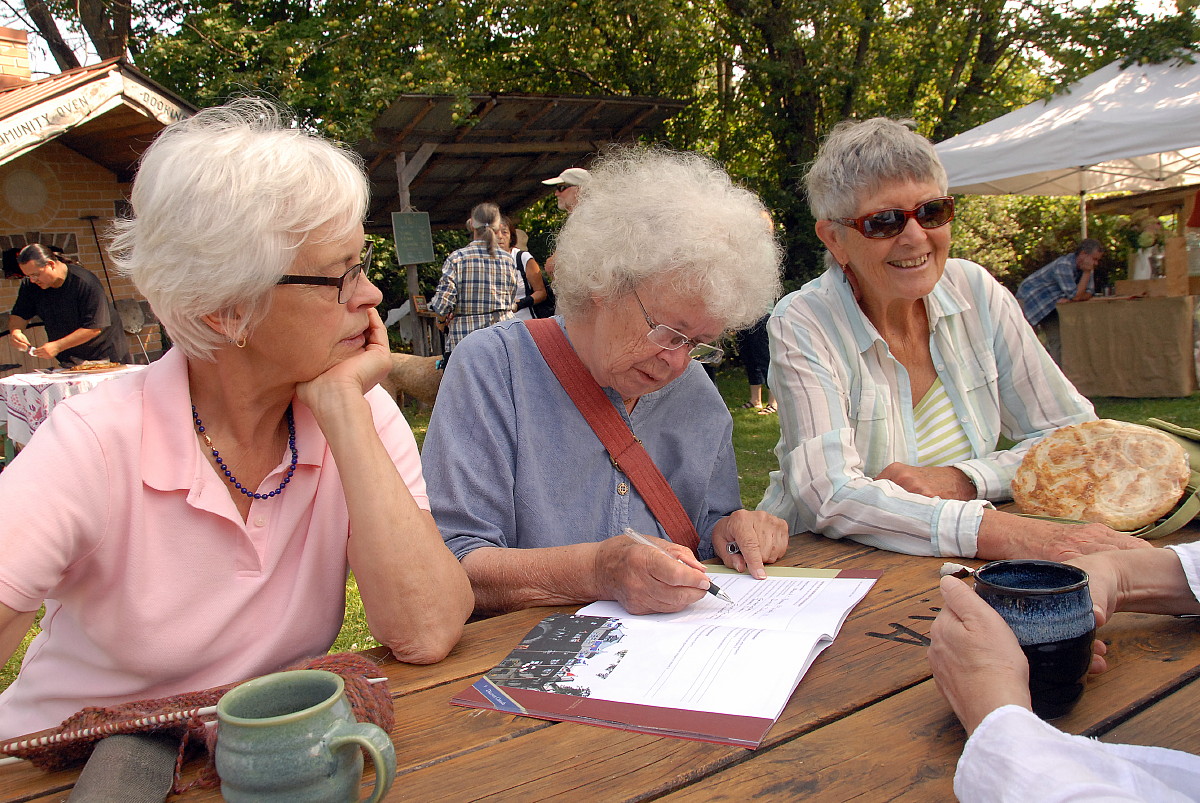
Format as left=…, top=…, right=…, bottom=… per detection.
left=0, top=349, right=428, bottom=739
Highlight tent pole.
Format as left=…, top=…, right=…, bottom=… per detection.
left=1079, top=191, right=1088, bottom=239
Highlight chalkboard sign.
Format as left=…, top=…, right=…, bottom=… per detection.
left=391, top=212, right=435, bottom=265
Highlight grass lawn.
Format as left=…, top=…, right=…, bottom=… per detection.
left=3, top=367, right=1197, bottom=692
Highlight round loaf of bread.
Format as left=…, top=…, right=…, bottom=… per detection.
left=1013, top=420, right=1189, bottom=531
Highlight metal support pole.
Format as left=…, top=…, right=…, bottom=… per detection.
left=80, top=215, right=117, bottom=302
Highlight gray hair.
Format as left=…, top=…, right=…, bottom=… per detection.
left=553, top=146, right=781, bottom=330
left=1076, top=238, right=1102, bottom=255
left=469, top=202, right=502, bottom=257
left=804, top=117, right=948, bottom=222
left=109, top=98, right=369, bottom=360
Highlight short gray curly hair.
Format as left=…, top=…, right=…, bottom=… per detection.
left=553, top=146, right=781, bottom=331
left=109, top=98, right=369, bottom=360
left=804, top=117, right=948, bottom=222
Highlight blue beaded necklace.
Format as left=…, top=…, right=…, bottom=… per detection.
left=191, top=404, right=298, bottom=499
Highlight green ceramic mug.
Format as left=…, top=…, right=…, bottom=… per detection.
left=216, top=669, right=396, bottom=802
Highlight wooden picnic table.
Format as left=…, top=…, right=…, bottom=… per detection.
left=2, top=525, right=1199, bottom=801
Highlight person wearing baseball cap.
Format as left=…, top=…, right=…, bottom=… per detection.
left=542, top=167, right=590, bottom=213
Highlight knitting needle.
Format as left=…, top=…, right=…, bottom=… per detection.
left=0, top=677, right=391, bottom=764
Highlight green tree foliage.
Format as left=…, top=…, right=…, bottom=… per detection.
left=951, top=196, right=1082, bottom=290
left=28, top=0, right=1200, bottom=289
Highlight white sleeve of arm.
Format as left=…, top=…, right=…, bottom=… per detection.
left=1165, top=542, right=1200, bottom=602
left=955, top=705, right=1200, bottom=803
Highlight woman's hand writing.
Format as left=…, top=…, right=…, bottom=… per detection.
left=594, top=535, right=709, bottom=615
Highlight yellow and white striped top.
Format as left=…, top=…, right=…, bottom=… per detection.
left=913, top=377, right=974, bottom=467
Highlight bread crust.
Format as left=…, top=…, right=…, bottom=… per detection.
left=1013, top=420, right=1189, bottom=531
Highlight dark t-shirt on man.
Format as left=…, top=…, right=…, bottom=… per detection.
left=11, top=263, right=132, bottom=366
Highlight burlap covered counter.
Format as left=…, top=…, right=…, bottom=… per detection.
left=1059, top=295, right=1198, bottom=398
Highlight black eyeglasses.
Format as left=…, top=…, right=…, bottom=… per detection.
left=632, top=290, right=724, bottom=364
left=834, top=197, right=955, bottom=240
left=277, top=242, right=373, bottom=304
left=553, top=184, right=573, bottom=193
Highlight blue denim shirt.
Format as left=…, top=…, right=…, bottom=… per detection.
left=422, top=317, right=741, bottom=561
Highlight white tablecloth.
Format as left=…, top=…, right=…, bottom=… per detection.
left=0, top=365, right=148, bottom=446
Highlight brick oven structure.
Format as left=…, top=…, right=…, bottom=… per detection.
left=0, top=28, right=195, bottom=373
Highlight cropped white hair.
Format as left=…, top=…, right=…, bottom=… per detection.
left=109, top=98, right=369, bottom=360
left=553, top=146, right=781, bottom=330
left=804, top=117, right=948, bottom=222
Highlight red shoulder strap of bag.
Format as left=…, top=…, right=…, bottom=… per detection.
left=524, top=318, right=701, bottom=555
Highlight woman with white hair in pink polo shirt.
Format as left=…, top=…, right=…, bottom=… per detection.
left=0, top=99, right=472, bottom=740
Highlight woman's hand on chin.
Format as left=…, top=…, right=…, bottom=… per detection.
left=298, top=308, right=392, bottom=413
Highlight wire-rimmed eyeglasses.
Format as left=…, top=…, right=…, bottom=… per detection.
left=632, top=289, right=724, bottom=364
left=277, top=242, right=373, bottom=304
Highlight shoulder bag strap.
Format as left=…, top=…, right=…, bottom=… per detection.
left=523, top=318, right=701, bottom=554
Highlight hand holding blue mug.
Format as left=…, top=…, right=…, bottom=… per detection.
left=972, top=560, right=1096, bottom=720
left=929, top=575, right=1033, bottom=734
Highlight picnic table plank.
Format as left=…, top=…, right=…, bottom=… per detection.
left=330, top=551, right=956, bottom=800
left=659, top=609, right=1200, bottom=801
left=3, top=530, right=1199, bottom=801
left=1099, top=658, right=1200, bottom=754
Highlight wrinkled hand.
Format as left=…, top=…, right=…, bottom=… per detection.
left=979, top=512, right=1153, bottom=562
left=711, top=510, right=788, bottom=579
left=876, top=462, right=975, bottom=501
left=1065, top=551, right=1123, bottom=627
left=928, top=576, right=1032, bottom=735
left=296, top=308, right=391, bottom=413
left=594, top=535, right=709, bottom=615
left=1028, top=520, right=1152, bottom=562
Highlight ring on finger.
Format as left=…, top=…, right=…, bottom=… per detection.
left=727, top=543, right=741, bottom=555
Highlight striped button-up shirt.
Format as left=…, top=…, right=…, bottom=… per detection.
left=428, top=241, right=521, bottom=350
left=757, top=259, right=1095, bottom=557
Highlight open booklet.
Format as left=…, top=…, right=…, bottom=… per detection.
left=450, top=566, right=880, bottom=748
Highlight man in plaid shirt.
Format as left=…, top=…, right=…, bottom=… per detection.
left=1015, top=239, right=1102, bottom=364
left=429, top=203, right=521, bottom=362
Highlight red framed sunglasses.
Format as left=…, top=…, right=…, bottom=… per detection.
left=834, top=196, right=955, bottom=239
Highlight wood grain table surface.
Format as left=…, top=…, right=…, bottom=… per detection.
left=2, top=526, right=1198, bottom=802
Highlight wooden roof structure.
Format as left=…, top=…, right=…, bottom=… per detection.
left=0, top=58, right=195, bottom=182
left=355, top=93, right=687, bottom=233
left=1088, top=184, right=1200, bottom=219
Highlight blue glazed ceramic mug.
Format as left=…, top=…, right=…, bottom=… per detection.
left=973, top=560, right=1095, bottom=720
left=216, top=669, right=396, bottom=802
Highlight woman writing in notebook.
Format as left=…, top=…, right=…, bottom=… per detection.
left=422, top=147, right=788, bottom=616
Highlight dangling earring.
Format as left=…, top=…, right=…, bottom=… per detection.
left=840, top=264, right=863, bottom=302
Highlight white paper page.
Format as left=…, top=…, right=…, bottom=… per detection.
left=579, top=573, right=875, bottom=636
left=548, top=617, right=825, bottom=718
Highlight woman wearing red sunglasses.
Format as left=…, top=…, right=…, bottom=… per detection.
left=757, top=117, right=1148, bottom=562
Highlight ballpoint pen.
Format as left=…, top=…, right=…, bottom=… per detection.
left=622, top=528, right=735, bottom=604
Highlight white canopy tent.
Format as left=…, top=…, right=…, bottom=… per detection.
left=935, top=55, right=1200, bottom=234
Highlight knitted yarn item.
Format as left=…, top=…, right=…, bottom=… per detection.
left=1, top=652, right=394, bottom=793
